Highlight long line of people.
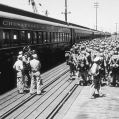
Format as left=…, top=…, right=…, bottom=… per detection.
left=65, top=36, right=119, bottom=98
left=13, top=46, right=42, bottom=95
left=13, top=36, right=119, bottom=98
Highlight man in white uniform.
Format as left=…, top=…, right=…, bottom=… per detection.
left=13, top=55, right=24, bottom=94
left=30, top=54, right=41, bottom=95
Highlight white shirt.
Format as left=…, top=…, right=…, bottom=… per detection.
left=30, top=59, right=41, bottom=72
left=13, top=60, right=23, bottom=72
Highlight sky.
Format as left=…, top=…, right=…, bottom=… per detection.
left=0, top=0, right=119, bottom=33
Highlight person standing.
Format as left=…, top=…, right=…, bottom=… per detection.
left=22, top=53, right=31, bottom=89
left=90, top=56, right=101, bottom=98
left=13, top=55, right=24, bottom=94
left=29, top=54, right=41, bottom=95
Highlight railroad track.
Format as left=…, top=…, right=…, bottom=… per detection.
left=0, top=63, right=84, bottom=119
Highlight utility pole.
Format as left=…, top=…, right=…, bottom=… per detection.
left=94, top=2, right=99, bottom=30
left=65, top=0, right=68, bottom=22
left=61, top=0, right=71, bottom=22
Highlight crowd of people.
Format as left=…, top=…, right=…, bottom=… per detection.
left=13, top=46, right=42, bottom=95
left=65, top=36, right=119, bottom=98
left=13, top=35, right=119, bottom=98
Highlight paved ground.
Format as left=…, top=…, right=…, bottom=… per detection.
left=63, top=85, right=119, bottom=119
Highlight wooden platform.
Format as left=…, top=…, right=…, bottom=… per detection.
left=0, top=63, right=84, bottom=119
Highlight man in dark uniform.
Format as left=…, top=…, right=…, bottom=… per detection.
left=77, top=53, right=88, bottom=85
left=109, top=50, right=119, bottom=86
left=65, top=51, right=71, bottom=65
left=22, top=53, right=31, bottom=89
left=68, top=48, right=78, bottom=80
left=90, top=56, right=102, bottom=98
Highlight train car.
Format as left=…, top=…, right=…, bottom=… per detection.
left=104, top=32, right=111, bottom=37
left=69, top=23, right=93, bottom=43
left=0, top=4, right=72, bottom=93
left=0, top=4, right=105, bottom=94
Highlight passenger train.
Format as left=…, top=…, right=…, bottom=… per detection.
left=0, top=4, right=111, bottom=94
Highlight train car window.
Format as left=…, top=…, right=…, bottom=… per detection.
left=27, top=31, right=32, bottom=44
left=62, top=33, right=65, bottom=42
left=12, top=30, right=19, bottom=45
left=57, top=32, right=59, bottom=42
left=51, top=32, right=55, bottom=43
left=35, top=31, right=39, bottom=43
left=50, top=32, right=53, bottom=43
left=49, top=32, right=52, bottom=42
left=63, top=33, right=65, bottom=42
left=57, top=33, right=60, bottom=42
left=78, top=33, right=80, bottom=40
left=47, top=32, right=50, bottom=43
left=46, top=32, right=48, bottom=43
left=67, top=33, right=70, bottom=42
left=69, top=34, right=71, bottom=42
left=62, top=33, right=64, bottom=42
left=3, top=31, right=5, bottom=39
left=28, top=33, right=31, bottom=39
left=52, top=32, right=58, bottom=43
left=54, top=32, right=58, bottom=42
left=75, top=33, right=78, bottom=41
left=2, top=29, right=11, bottom=47
left=32, top=31, right=37, bottom=44
left=25, top=31, right=31, bottom=44
left=66, top=33, right=68, bottom=42
left=57, top=32, right=60, bottom=42
left=53, top=32, right=56, bottom=42
left=33, top=32, right=37, bottom=39
left=61, top=33, right=63, bottom=42
left=20, top=30, right=27, bottom=44
left=67, top=33, right=69, bottom=42
left=59, top=33, right=62, bottom=42
left=43, top=32, right=47, bottom=43
left=38, top=31, right=43, bottom=44
left=59, top=33, right=63, bottom=42
left=64, top=33, right=66, bottom=42
left=64, top=33, right=67, bottom=42
left=54, top=32, right=57, bottom=42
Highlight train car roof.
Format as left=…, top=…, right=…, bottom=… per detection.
left=69, top=23, right=91, bottom=30
left=0, top=4, right=99, bottom=33
left=0, top=4, right=67, bottom=26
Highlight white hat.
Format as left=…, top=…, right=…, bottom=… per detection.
left=93, top=57, right=100, bottom=62
left=32, top=54, right=38, bottom=59
left=18, top=51, right=23, bottom=55
left=17, top=55, right=22, bottom=59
